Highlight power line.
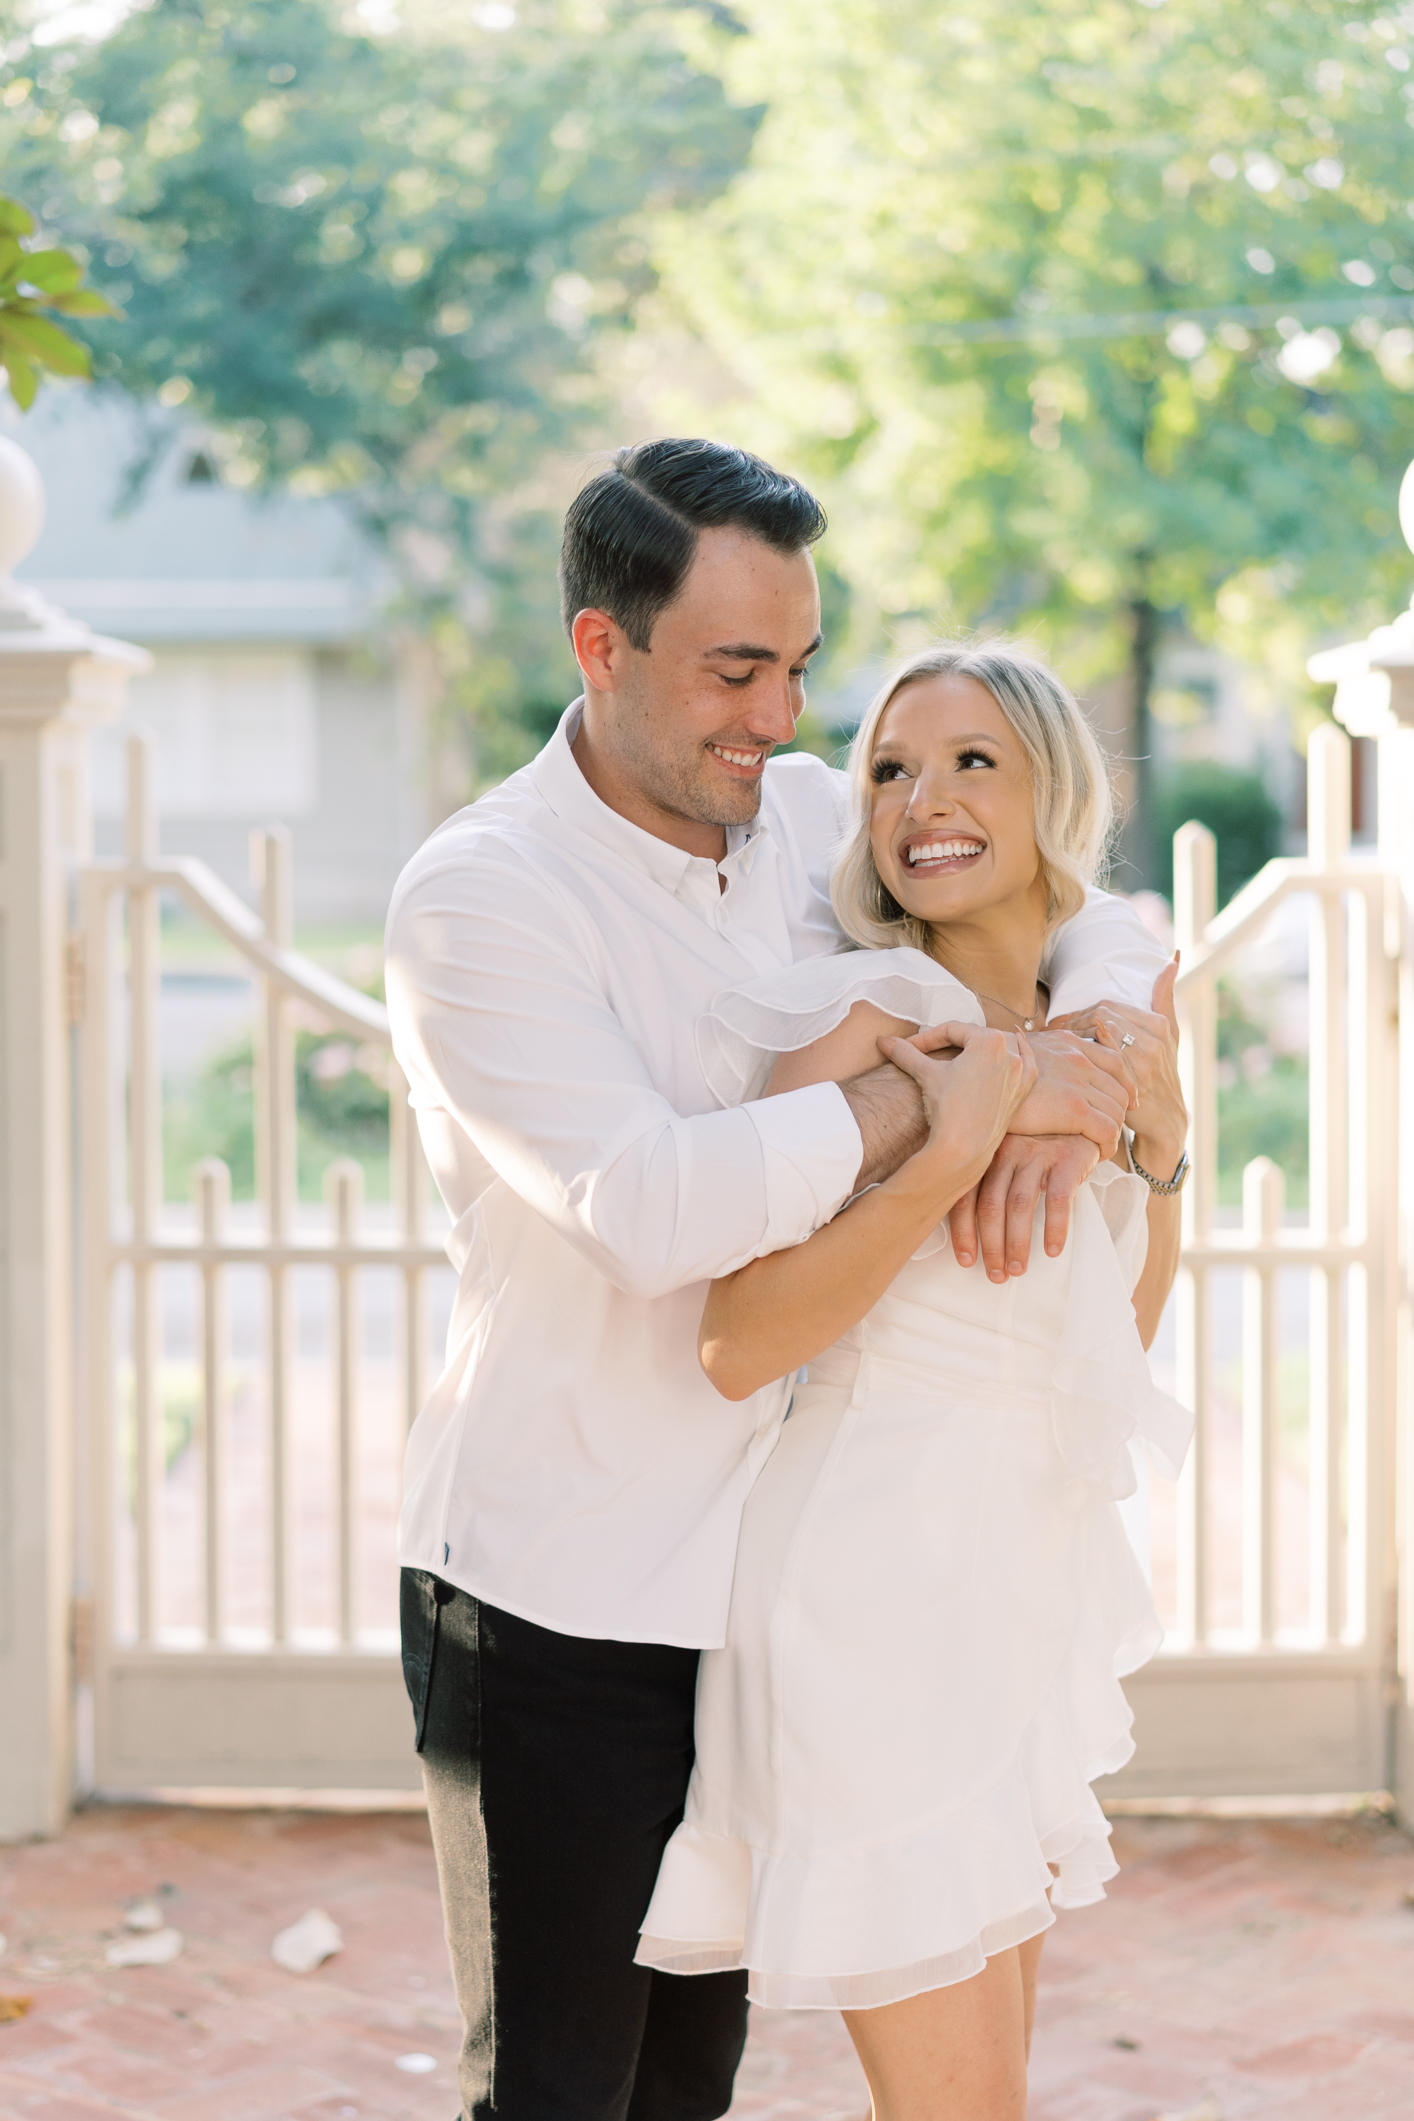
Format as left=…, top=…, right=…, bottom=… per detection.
left=912, top=293, right=1414, bottom=348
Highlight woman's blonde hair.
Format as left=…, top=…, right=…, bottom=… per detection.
left=830, top=637, right=1114, bottom=952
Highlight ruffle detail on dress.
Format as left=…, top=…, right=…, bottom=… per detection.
left=1047, top=1166, right=1194, bottom=1501
left=636, top=1503, right=1152, bottom=2011
left=696, top=946, right=983, bottom=1107
left=637, top=1727, right=1123, bottom=2011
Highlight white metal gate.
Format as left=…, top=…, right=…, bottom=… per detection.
left=79, top=733, right=448, bottom=1790
left=78, top=727, right=1405, bottom=1802
left=1101, top=724, right=1400, bottom=1801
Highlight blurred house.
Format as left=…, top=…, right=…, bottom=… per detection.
left=7, top=388, right=444, bottom=928
left=1147, top=634, right=1311, bottom=845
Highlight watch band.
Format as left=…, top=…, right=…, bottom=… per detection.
left=1131, top=1145, right=1190, bottom=1196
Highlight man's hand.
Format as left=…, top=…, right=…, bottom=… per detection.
left=948, top=1134, right=1102, bottom=1282
left=911, top=1024, right=1129, bottom=1155
left=1050, top=958, right=1186, bottom=1175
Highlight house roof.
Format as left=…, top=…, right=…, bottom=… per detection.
left=5, top=385, right=391, bottom=645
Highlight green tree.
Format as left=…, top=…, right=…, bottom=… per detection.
left=0, top=191, right=112, bottom=407
left=1, top=0, right=757, bottom=775
left=648, top=0, right=1414, bottom=878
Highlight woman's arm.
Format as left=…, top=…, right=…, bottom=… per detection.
left=1130, top=1175, right=1182, bottom=1351
left=1073, top=961, right=1188, bottom=1351
left=699, top=1022, right=1035, bottom=1401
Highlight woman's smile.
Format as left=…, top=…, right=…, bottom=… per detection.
left=897, top=829, right=988, bottom=876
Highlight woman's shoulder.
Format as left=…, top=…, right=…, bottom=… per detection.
left=697, top=946, right=984, bottom=1107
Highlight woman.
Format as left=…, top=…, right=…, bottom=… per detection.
left=635, top=640, right=1192, bottom=2119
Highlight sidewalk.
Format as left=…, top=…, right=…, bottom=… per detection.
left=0, top=1803, right=1410, bottom=2120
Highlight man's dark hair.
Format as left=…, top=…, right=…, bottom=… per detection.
left=559, top=438, right=827, bottom=651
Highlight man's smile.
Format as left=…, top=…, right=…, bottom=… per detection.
left=706, top=742, right=771, bottom=777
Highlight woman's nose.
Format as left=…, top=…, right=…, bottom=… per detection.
left=904, top=772, right=956, bottom=821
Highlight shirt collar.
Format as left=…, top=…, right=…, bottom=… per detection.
left=532, top=699, right=769, bottom=894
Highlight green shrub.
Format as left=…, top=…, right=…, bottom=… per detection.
left=1153, top=762, right=1285, bottom=908
left=1214, top=977, right=1308, bottom=1208
left=164, top=1031, right=390, bottom=1204
left=1217, top=1060, right=1310, bottom=1208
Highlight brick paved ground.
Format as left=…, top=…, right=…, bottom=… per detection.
left=0, top=1803, right=1410, bottom=2120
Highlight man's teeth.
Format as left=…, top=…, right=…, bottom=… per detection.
left=709, top=744, right=764, bottom=767
left=907, top=839, right=984, bottom=863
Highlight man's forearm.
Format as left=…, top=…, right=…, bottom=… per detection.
left=840, top=1062, right=928, bottom=1190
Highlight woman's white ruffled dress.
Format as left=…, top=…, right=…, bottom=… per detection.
left=636, top=947, right=1192, bottom=2012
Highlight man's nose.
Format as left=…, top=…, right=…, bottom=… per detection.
left=743, top=675, right=800, bottom=747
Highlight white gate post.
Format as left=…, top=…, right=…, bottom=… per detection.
left=0, top=435, right=147, bottom=1838
left=1308, top=492, right=1414, bottom=1823
left=1369, top=670, right=1414, bottom=1823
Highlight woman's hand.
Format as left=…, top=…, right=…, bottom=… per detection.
left=1053, top=959, right=1186, bottom=1178
left=878, top=1020, right=1038, bottom=1203
left=697, top=1022, right=1037, bottom=1402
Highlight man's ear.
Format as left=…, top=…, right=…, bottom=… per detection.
left=572, top=607, right=628, bottom=693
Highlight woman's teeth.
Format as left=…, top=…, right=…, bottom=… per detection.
left=906, top=839, right=984, bottom=864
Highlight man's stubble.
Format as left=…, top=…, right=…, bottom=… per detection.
left=617, top=677, right=766, bottom=835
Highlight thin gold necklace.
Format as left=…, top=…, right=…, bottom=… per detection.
left=972, top=981, right=1046, bottom=1031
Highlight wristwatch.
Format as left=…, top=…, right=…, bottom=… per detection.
left=1130, top=1143, right=1190, bottom=1195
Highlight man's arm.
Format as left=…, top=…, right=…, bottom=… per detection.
left=384, top=846, right=868, bottom=1303
left=841, top=1062, right=929, bottom=1188
left=860, top=1019, right=1131, bottom=1237
left=1045, top=885, right=1171, bottom=1015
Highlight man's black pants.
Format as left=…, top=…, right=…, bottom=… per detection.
left=401, top=1570, right=749, bottom=2120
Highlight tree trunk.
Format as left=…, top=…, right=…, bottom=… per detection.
left=1122, top=591, right=1158, bottom=890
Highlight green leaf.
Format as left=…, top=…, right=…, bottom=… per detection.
left=2, top=350, right=38, bottom=409
left=0, top=197, right=35, bottom=239
left=0, top=312, right=93, bottom=376
left=16, top=249, right=84, bottom=295
left=47, top=288, right=117, bottom=318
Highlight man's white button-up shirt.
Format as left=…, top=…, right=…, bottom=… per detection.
left=384, top=702, right=1165, bottom=1648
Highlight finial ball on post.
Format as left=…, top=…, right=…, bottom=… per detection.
left=0, top=435, right=44, bottom=582
left=1399, top=457, right=1414, bottom=559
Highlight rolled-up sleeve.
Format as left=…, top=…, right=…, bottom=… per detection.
left=1045, top=888, right=1169, bottom=1017
left=385, top=850, right=862, bottom=1302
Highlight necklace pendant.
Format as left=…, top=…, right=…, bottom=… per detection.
left=1021, top=1017, right=1034, bottom=1031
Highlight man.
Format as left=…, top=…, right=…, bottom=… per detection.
left=384, top=438, right=1164, bottom=2119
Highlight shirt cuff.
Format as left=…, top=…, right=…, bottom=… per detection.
left=741, top=1080, right=863, bottom=1253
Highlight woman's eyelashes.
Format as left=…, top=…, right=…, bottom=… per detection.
left=870, top=746, right=998, bottom=784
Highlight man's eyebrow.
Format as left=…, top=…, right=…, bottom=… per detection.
left=703, top=633, right=824, bottom=663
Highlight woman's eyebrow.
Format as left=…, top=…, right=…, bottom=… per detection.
left=873, top=732, right=1000, bottom=758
